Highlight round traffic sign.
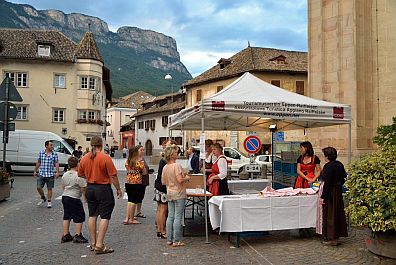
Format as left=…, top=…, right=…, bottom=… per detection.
left=243, top=135, right=262, bottom=154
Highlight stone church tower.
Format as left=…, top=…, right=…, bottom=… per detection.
left=305, top=0, right=395, bottom=160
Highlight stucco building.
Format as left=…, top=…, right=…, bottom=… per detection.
left=0, top=29, right=112, bottom=149
left=133, top=92, right=185, bottom=158
left=105, top=91, right=153, bottom=149
left=304, top=0, right=396, bottom=159
left=183, top=46, right=308, bottom=152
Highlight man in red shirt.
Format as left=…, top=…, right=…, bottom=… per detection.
left=78, top=136, right=122, bottom=254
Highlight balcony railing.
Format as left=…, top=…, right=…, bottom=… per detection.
left=76, top=119, right=104, bottom=126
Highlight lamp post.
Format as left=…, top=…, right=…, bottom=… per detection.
left=164, top=74, right=173, bottom=138
left=269, top=124, right=277, bottom=185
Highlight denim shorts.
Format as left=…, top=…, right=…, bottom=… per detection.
left=37, top=176, right=55, bottom=189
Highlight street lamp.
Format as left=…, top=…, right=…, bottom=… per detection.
left=269, top=124, right=277, bottom=184
left=164, top=74, right=173, bottom=138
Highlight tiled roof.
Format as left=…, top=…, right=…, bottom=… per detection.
left=149, top=92, right=180, bottom=103
left=133, top=101, right=184, bottom=117
left=184, top=47, right=307, bottom=88
left=0, top=28, right=77, bottom=62
left=112, top=91, right=154, bottom=108
left=76, top=32, right=103, bottom=62
left=0, top=29, right=104, bottom=63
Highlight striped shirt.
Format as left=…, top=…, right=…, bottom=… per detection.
left=38, top=150, right=59, bottom=177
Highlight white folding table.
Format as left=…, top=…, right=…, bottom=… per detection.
left=208, top=194, right=318, bottom=246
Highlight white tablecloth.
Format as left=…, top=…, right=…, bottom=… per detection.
left=208, top=194, right=318, bottom=233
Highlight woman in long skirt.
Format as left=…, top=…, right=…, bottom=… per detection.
left=319, top=147, right=348, bottom=246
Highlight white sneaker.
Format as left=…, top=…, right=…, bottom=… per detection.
left=37, top=198, right=47, bottom=206
left=47, top=202, right=52, bottom=208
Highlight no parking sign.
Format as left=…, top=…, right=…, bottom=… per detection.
left=243, top=135, right=262, bottom=154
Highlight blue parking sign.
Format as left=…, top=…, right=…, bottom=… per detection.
left=274, top=132, right=284, bottom=142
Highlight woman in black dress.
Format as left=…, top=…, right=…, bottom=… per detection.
left=320, top=147, right=348, bottom=246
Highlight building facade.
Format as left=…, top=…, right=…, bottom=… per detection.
left=105, top=91, right=154, bottom=149
left=134, top=93, right=185, bottom=158
left=305, top=0, right=396, bottom=159
left=0, top=29, right=112, bottom=149
left=183, top=46, right=308, bottom=151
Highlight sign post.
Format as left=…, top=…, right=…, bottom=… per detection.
left=0, top=77, right=23, bottom=169
left=243, top=136, right=262, bottom=178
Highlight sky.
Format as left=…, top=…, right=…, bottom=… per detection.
left=10, top=0, right=308, bottom=77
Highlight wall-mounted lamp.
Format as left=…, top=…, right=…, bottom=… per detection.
left=62, top=128, right=67, bottom=135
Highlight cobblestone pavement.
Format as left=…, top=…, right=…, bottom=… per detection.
left=0, top=166, right=394, bottom=265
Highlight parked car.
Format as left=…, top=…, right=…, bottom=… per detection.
left=193, top=146, right=251, bottom=174
left=0, top=130, right=74, bottom=174
left=223, top=147, right=250, bottom=173
left=255, top=154, right=281, bottom=173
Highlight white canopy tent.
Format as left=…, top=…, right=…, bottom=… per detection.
left=170, top=72, right=351, bottom=132
left=169, top=72, right=352, bottom=242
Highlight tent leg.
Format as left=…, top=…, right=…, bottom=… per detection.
left=348, top=122, right=352, bottom=164
left=202, top=104, right=210, bottom=244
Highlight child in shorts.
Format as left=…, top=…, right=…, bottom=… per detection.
left=61, top=156, right=88, bottom=243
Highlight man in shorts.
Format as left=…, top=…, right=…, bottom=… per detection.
left=78, top=136, right=122, bottom=254
left=34, top=140, right=60, bottom=208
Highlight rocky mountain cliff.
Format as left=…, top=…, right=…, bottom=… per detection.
left=0, top=0, right=192, bottom=97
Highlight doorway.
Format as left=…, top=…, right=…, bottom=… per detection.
left=145, top=140, right=153, bottom=156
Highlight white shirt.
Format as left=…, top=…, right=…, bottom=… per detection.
left=188, top=154, right=193, bottom=171
left=205, top=153, right=217, bottom=164
left=215, top=156, right=228, bottom=180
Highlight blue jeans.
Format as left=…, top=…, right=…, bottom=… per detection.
left=166, top=198, right=186, bottom=243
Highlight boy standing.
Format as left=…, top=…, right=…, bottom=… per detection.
left=61, top=156, right=88, bottom=243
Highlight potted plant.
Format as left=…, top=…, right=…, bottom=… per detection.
left=0, top=167, right=11, bottom=201
left=345, top=117, right=396, bottom=259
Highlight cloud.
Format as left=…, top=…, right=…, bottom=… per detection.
left=9, top=0, right=308, bottom=75
left=180, top=50, right=235, bottom=77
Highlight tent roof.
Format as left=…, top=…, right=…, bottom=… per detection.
left=169, top=72, right=351, bottom=132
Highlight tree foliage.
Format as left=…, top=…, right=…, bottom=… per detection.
left=345, top=118, right=396, bottom=232
left=373, top=117, right=396, bottom=149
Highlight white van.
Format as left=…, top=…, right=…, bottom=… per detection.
left=0, top=130, right=74, bottom=174
left=222, top=147, right=251, bottom=173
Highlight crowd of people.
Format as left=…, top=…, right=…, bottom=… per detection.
left=33, top=136, right=348, bottom=254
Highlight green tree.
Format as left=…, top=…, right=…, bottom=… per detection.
left=373, top=117, right=396, bottom=148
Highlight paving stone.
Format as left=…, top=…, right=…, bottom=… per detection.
left=0, top=163, right=395, bottom=265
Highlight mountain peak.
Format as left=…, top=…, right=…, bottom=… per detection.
left=0, top=0, right=192, bottom=97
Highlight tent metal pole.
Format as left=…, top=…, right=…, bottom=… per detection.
left=202, top=100, right=210, bottom=244
left=348, top=122, right=352, bottom=163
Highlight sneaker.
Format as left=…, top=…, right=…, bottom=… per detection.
left=61, top=233, right=73, bottom=243
left=73, top=234, right=88, bottom=244
left=47, top=201, right=52, bottom=208
left=37, top=197, right=47, bottom=206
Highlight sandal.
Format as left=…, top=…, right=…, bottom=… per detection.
left=166, top=241, right=173, bottom=246
left=172, top=241, right=185, bottom=247
left=94, top=244, right=114, bottom=255
left=160, top=233, right=167, bottom=239
left=89, top=244, right=95, bottom=251
left=135, top=212, right=146, bottom=218
left=156, top=232, right=162, bottom=238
